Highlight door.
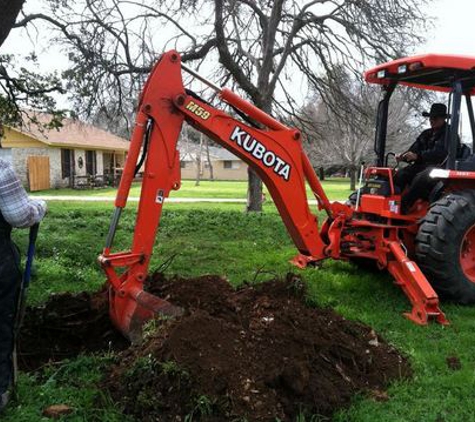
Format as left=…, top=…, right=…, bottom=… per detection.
left=28, top=156, right=50, bottom=191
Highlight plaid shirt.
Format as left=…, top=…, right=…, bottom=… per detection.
left=0, top=159, right=46, bottom=228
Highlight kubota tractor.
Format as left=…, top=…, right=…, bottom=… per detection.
left=100, top=51, right=475, bottom=342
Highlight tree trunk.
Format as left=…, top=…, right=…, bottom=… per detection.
left=318, top=167, right=325, bottom=181
left=247, top=168, right=263, bottom=212
left=205, top=137, right=214, bottom=181
left=0, top=0, right=24, bottom=48
left=350, top=166, right=357, bottom=191
left=195, top=134, right=203, bottom=186
left=246, top=94, right=274, bottom=212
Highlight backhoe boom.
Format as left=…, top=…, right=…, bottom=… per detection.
left=99, top=50, right=333, bottom=340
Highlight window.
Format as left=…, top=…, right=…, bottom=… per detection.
left=61, top=149, right=72, bottom=178
left=103, top=152, right=113, bottom=174
left=86, top=150, right=96, bottom=175
left=180, top=160, right=186, bottom=168
left=224, top=160, right=240, bottom=169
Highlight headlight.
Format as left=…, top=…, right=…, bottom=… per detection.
left=397, top=64, right=407, bottom=74
left=408, top=61, right=423, bottom=71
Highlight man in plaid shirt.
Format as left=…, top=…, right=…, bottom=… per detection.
left=0, top=158, right=46, bottom=412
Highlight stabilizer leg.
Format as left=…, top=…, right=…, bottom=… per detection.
left=385, top=241, right=449, bottom=325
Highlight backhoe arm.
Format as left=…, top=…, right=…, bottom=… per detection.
left=177, top=94, right=329, bottom=260
left=99, top=51, right=334, bottom=340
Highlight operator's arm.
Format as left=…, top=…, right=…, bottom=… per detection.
left=0, top=160, right=46, bottom=228
left=417, top=131, right=449, bottom=165
left=397, top=132, right=425, bottom=162
left=407, top=131, right=427, bottom=157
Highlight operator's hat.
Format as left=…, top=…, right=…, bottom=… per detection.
left=422, top=103, right=448, bottom=118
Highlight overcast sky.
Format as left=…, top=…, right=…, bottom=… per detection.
left=4, top=0, right=475, bottom=140
left=425, top=0, right=475, bottom=55
left=6, top=0, right=475, bottom=71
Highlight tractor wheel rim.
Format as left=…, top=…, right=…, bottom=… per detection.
left=460, top=223, right=475, bottom=283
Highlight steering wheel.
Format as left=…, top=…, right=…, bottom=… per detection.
left=385, top=152, right=400, bottom=170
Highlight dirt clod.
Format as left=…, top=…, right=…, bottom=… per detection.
left=42, top=404, right=74, bottom=419
left=368, top=389, right=390, bottom=402
left=446, top=355, right=462, bottom=371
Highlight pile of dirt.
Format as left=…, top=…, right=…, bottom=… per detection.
left=105, top=273, right=411, bottom=421
left=18, top=287, right=129, bottom=371
left=17, top=273, right=411, bottom=420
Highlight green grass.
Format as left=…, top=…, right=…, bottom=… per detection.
left=30, top=178, right=353, bottom=201
left=8, top=355, right=130, bottom=422
left=5, top=200, right=475, bottom=421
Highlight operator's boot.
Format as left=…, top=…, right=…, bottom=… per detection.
left=345, top=190, right=359, bottom=206
left=400, top=167, right=437, bottom=214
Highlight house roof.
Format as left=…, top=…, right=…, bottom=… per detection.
left=179, top=142, right=240, bottom=162
left=9, top=112, right=130, bottom=152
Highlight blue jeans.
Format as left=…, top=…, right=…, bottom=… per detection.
left=0, top=235, right=21, bottom=394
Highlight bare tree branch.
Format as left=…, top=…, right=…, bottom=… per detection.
left=5, top=0, right=433, bottom=208
left=0, top=0, right=25, bottom=48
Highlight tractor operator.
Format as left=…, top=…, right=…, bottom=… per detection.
left=394, top=103, right=459, bottom=212
left=0, top=156, right=46, bottom=412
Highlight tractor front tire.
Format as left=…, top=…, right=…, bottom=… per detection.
left=415, top=191, right=475, bottom=304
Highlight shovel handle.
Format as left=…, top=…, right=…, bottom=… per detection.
left=23, top=223, right=39, bottom=289
left=13, top=223, right=40, bottom=390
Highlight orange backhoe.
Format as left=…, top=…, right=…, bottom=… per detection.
left=100, top=50, right=475, bottom=342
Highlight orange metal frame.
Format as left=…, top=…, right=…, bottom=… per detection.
left=364, top=53, right=475, bottom=94
left=99, top=51, right=448, bottom=341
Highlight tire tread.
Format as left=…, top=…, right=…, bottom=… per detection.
left=415, top=190, right=475, bottom=304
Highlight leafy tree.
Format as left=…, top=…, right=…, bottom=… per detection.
left=0, top=0, right=66, bottom=128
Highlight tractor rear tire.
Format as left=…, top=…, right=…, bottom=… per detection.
left=415, top=190, right=475, bottom=304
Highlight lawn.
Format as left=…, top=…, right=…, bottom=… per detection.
left=4, top=200, right=475, bottom=421
left=30, top=178, right=353, bottom=201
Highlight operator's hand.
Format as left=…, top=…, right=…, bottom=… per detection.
left=396, top=152, right=418, bottom=163
left=403, top=152, right=418, bottom=162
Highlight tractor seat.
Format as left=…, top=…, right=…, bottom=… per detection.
left=456, top=144, right=475, bottom=171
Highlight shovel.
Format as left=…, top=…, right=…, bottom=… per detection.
left=12, top=223, right=40, bottom=391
